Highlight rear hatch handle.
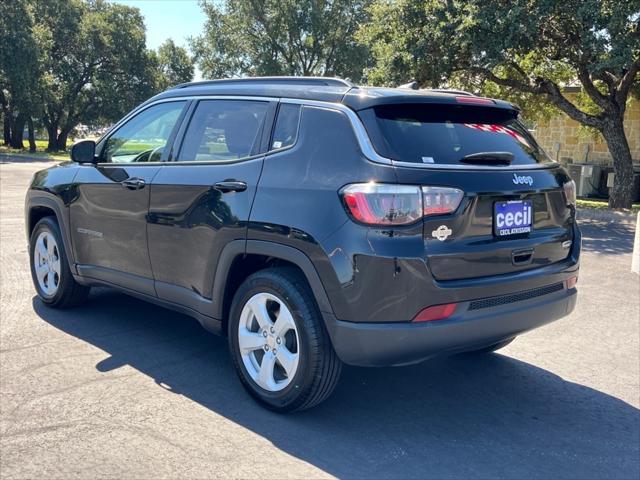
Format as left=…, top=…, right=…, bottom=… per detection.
left=512, top=248, right=534, bottom=266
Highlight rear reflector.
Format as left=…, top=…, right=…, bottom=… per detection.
left=565, top=276, right=578, bottom=289
left=455, top=96, right=495, bottom=106
left=413, top=303, right=457, bottom=322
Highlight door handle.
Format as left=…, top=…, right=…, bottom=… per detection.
left=121, top=177, right=146, bottom=190
left=213, top=180, right=247, bottom=193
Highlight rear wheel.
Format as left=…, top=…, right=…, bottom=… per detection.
left=29, top=217, right=90, bottom=308
left=465, top=337, right=515, bottom=354
left=228, top=267, right=341, bottom=412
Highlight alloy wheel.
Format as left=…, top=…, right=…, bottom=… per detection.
left=237, top=292, right=300, bottom=392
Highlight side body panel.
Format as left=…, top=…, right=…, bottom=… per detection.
left=68, top=164, right=160, bottom=295
left=247, top=105, right=398, bottom=318
left=148, top=158, right=264, bottom=301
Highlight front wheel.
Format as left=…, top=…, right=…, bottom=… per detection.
left=228, top=267, right=342, bottom=412
left=29, top=217, right=90, bottom=308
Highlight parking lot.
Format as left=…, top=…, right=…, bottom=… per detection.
left=1, top=160, right=639, bottom=479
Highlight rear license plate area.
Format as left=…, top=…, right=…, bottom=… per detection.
left=494, top=200, right=533, bottom=237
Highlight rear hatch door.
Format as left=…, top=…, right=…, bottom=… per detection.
left=358, top=100, right=575, bottom=281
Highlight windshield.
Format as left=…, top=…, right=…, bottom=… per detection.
left=358, top=104, right=551, bottom=166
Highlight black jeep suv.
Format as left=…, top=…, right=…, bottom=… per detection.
left=26, top=77, right=580, bottom=412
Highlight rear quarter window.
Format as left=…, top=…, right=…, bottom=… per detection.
left=358, top=104, right=552, bottom=166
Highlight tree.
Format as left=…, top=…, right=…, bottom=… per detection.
left=190, top=0, right=372, bottom=81
left=31, top=0, right=157, bottom=151
left=0, top=0, right=43, bottom=150
left=153, top=39, right=195, bottom=90
left=359, top=0, right=640, bottom=208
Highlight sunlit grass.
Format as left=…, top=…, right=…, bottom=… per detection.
left=0, top=139, right=70, bottom=161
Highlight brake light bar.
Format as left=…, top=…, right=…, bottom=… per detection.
left=340, top=183, right=464, bottom=226
left=455, top=96, right=495, bottom=106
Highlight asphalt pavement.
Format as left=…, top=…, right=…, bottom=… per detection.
left=1, top=160, right=638, bottom=479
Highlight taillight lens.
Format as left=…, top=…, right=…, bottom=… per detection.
left=563, top=180, right=576, bottom=207
left=422, top=186, right=464, bottom=216
left=341, top=183, right=423, bottom=225
left=341, top=183, right=464, bottom=226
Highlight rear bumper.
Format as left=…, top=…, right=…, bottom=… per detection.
left=324, top=286, right=577, bottom=367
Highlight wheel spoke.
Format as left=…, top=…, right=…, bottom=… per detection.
left=36, top=237, right=47, bottom=259
left=51, top=258, right=61, bottom=274
left=46, top=235, right=55, bottom=256
left=257, top=351, right=277, bottom=390
left=248, top=295, right=272, bottom=329
left=273, top=306, right=295, bottom=337
left=35, top=263, right=48, bottom=282
left=238, top=328, right=265, bottom=353
left=46, top=270, right=56, bottom=290
left=276, top=346, right=298, bottom=378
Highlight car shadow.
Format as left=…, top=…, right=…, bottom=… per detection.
left=33, top=290, right=639, bottom=479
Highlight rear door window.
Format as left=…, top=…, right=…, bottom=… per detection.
left=358, top=104, right=551, bottom=166
left=270, top=103, right=301, bottom=150
left=177, top=100, right=269, bottom=162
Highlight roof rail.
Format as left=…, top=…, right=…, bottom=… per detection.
left=427, top=88, right=475, bottom=96
left=172, top=76, right=354, bottom=90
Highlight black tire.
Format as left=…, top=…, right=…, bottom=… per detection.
left=228, top=267, right=342, bottom=412
left=464, top=337, right=516, bottom=355
left=29, top=216, right=90, bottom=308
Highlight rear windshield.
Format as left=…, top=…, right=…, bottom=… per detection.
left=358, top=104, right=551, bottom=166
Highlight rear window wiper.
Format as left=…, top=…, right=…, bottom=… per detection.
left=460, top=151, right=514, bottom=165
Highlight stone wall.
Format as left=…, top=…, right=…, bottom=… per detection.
left=533, top=95, right=640, bottom=165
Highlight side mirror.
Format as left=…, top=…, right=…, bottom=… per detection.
left=70, top=140, right=97, bottom=164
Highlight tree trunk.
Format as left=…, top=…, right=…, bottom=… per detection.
left=3, top=115, right=10, bottom=146
left=9, top=115, right=26, bottom=149
left=601, top=117, right=635, bottom=209
left=55, top=129, right=70, bottom=151
left=0, top=93, right=10, bottom=146
left=27, top=118, right=36, bottom=152
left=46, top=124, right=59, bottom=151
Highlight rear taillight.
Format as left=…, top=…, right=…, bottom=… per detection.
left=341, top=183, right=423, bottom=225
left=341, top=183, right=464, bottom=226
left=422, top=186, right=464, bottom=216
left=563, top=180, right=576, bottom=207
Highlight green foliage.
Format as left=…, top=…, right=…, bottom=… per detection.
left=359, top=0, right=638, bottom=100
left=153, top=39, right=195, bottom=90
left=191, top=0, right=372, bottom=81
left=0, top=0, right=42, bottom=116
left=1, top=0, right=194, bottom=151
left=359, top=0, right=640, bottom=207
left=32, top=0, right=157, bottom=142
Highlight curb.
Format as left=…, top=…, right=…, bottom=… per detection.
left=576, top=207, right=637, bottom=224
